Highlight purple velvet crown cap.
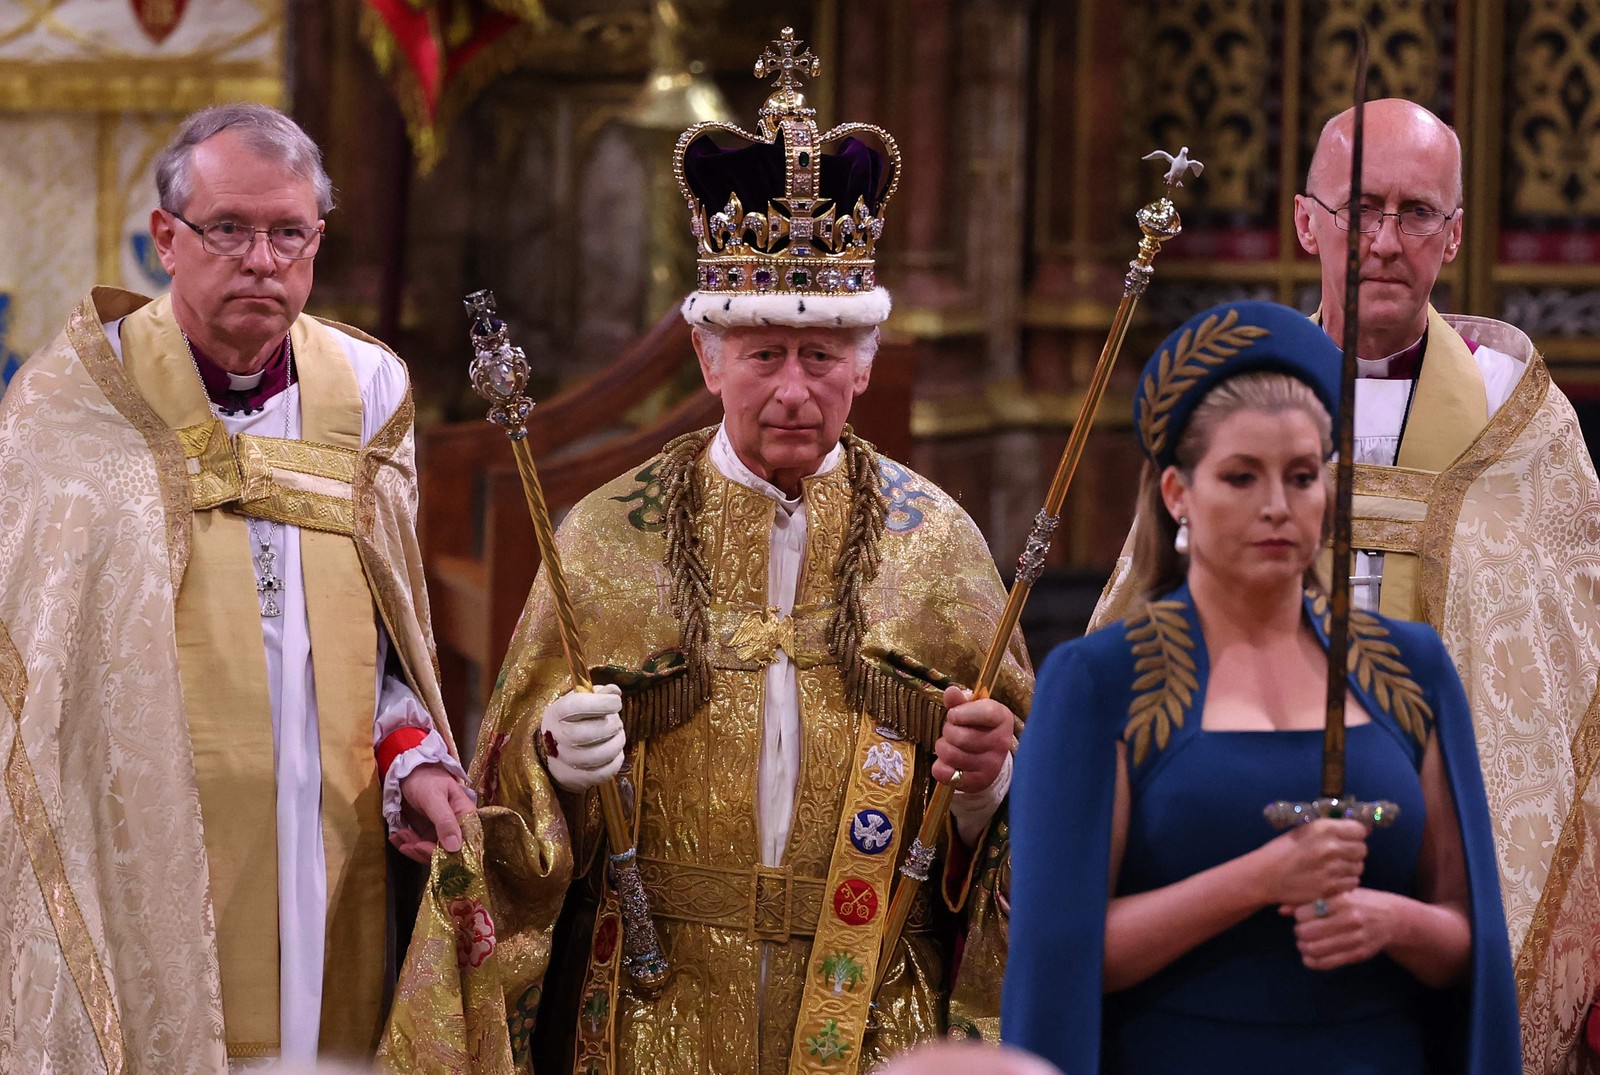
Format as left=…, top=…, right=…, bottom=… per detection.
left=682, top=132, right=892, bottom=218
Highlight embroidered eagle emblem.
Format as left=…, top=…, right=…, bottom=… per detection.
left=728, top=606, right=795, bottom=664
left=863, top=742, right=907, bottom=787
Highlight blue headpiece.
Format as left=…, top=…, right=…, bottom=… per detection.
left=1133, top=300, right=1342, bottom=469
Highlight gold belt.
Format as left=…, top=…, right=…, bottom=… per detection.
left=635, top=856, right=932, bottom=941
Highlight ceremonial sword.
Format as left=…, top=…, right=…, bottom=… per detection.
left=1265, top=27, right=1400, bottom=831
left=464, top=290, right=669, bottom=995
left=876, top=151, right=1201, bottom=973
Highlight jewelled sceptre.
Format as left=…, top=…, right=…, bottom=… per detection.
left=877, top=151, right=1202, bottom=972
left=1263, top=28, right=1399, bottom=835
left=464, top=290, right=669, bottom=995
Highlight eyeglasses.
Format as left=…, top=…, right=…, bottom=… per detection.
left=170, top=212, right=324, bottom=259
left=1304, top=192, right=1458, bottom=237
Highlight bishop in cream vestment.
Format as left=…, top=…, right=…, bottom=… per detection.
left=0, top=288, right=485, bottom=1070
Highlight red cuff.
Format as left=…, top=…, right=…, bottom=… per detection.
left=377, top=727, right=430, bottom=779
left=1586, top=1001, right=1600, bottom=1054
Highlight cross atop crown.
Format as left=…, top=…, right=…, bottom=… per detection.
left=756, top=27, right=820, bottom=92
left=754, top=27, right=820, bottom=139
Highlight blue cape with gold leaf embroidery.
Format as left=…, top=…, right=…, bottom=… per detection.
left=1001, top=584, right=1518, bottom=1073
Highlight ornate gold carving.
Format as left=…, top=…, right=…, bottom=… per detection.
left=1303, top=1, right=1444, bottom=139
left=1129, top=0, right=1272, bottom=217
left=1123, top=599, right=1198, bottom=766
left=1136, top=307, right=1270, bottom=461
left=0, top=63, right=281, bottom=111
left=1507, top=0, right=1600, bottom=216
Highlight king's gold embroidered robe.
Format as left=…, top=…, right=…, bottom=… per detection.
left=404, top=433, right=1030, bottom=1075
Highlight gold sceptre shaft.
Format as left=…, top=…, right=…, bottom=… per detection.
left=876, top=151, right=1200, bottom=973
left=464, top=290, right=668, bottom=996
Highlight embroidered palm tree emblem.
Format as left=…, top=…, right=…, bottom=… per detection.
left=819, top=951, right=865, bottom=994
left=805, top=1018, right=852, bottom=1064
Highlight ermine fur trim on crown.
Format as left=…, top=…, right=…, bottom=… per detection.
left=680, top=286, right=891, bottom=330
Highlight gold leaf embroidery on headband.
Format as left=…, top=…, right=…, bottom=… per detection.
left=1138, top=308, right=1271, bottom=460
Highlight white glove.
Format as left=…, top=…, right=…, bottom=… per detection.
left=540, top=683, right=625, bottom=792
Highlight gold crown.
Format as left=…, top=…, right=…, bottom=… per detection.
left=672, top=28, right=900, bottom=303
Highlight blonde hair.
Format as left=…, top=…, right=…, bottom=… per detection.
left=1131, top=371, right=1334, bottom=601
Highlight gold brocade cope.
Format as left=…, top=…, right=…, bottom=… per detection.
left=1088, top=311, right=1600, bottom=1071
left=378, top=802, right=573, bottom=1075
left=1, top=289, right=458, bottom=1070
left=468, top=434, right=1031, bottom=1074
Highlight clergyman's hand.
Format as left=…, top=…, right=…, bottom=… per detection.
left=932, top=685, right=1015, bottom=795
left=393, top=763, right=475, bottom=864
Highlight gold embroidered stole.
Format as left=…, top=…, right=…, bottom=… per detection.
left=119, top=295, right=384, bottom=1056
left=1353, top=305, right=1490, bottom=619
left=789, top=716, right=915, bottom=1074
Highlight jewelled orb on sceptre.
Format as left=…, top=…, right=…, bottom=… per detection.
left=464, top=289, right=535, bottom=435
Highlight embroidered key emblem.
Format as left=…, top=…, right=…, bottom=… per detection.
left=831, top=879, right=879, bottom=925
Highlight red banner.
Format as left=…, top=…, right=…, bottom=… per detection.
left=360, top=0, right=545, bottom=172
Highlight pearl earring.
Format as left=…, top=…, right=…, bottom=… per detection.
left=1174, top=515, right=1190, bottom=555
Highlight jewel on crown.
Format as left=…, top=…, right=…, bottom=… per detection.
left=673, top=27, right=901, bottom=297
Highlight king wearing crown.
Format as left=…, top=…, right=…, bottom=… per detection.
left=398, top=28, right=1034, bottom=1075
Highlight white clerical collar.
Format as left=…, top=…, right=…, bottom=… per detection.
left=227, top=369, right=266, bottom=391
left=1355, top=331, right=1425, bottom=379
left=710, top=422, right=843, bottom=512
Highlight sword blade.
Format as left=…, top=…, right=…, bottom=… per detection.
left=1322, top=27, right=1370, bottom=801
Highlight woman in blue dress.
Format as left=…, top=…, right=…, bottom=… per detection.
left=1001, top=301, right=1518, bottom=1074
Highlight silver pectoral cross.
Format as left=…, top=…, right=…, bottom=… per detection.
left=254, top=546, right=284, bottom=617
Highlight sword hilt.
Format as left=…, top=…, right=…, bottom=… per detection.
left=1264, top=796, right=1400, bottom=829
